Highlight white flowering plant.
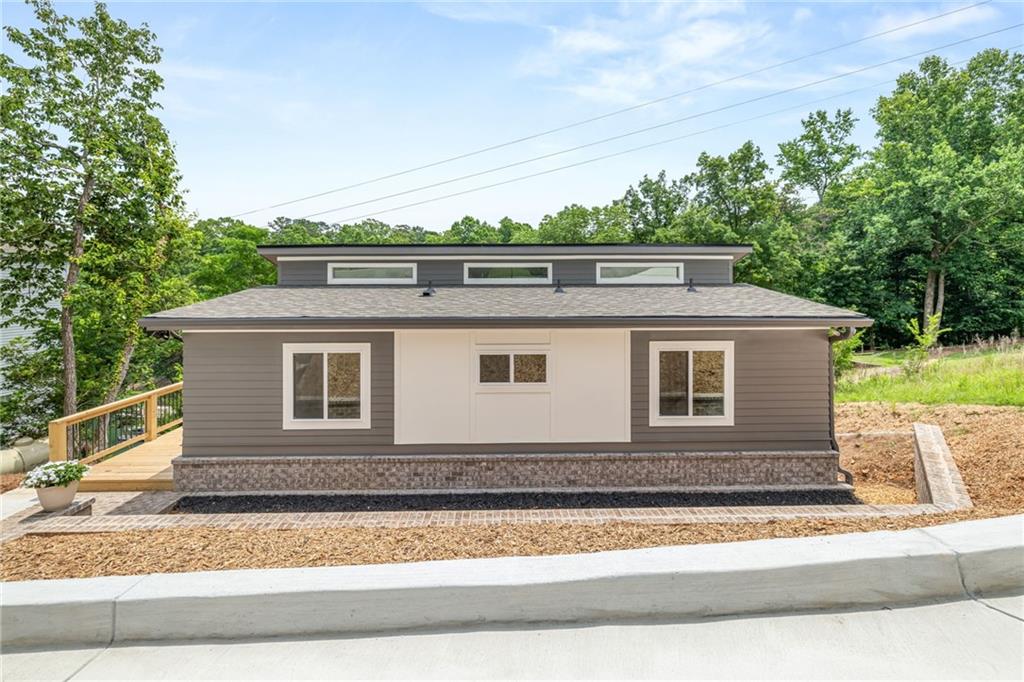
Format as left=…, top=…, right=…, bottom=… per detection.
left=22, top=461, right=90, bottom=489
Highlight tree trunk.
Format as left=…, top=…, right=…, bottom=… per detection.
left=60, top=172, right=95, bottom=416
left=921, top=244, right=942, bottom=323
left=104, top=331, right=138, bottom=404
left=923, top=269, right=937, bottom=320
left=935, top=269, right=946, bottom=325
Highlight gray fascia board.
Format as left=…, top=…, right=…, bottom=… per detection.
left=258, top=244, right=754, bottom=263
left=141, top=315, right=873, bottom=331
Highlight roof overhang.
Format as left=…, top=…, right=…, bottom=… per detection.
left=141, top=316, right=873, bottom=332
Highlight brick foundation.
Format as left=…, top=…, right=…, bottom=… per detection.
left=172, top=450, right=839, bottom=493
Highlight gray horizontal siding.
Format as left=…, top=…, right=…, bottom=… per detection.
left=278, top=259, right=732, bottom=286
left=630, top=329, right=832, bottom=452
left=183, top=327, right=831, bottom=458
left=182, top=331, right=394, bottom=457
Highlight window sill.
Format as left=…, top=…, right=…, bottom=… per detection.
left=649, top=417, right=734, bottom=428
left=282, top=419, right=371, bottom=430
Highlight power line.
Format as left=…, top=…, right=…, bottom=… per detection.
left=327, top=40, right=1021, bottom=224
left=304, top=26, right=1021, bottom=221
left=231, top=1, right=994, bottom=218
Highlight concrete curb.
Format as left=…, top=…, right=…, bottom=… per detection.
left=2, top=515, right=1021, bottom=648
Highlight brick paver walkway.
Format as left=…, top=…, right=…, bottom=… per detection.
left=6, top=499, right=962, bottom=538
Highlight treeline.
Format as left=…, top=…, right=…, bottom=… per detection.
left=1, top=1, right=1021, bottom=440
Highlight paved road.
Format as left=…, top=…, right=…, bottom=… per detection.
left=3, top=595, right=1021, bottom=680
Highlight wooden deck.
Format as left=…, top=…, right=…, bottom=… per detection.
left=78, top=429, right=180, bottom=492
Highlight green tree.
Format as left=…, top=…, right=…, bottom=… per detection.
left=190, top=218, right=276, bottom=298
left=438, top=215, right=501, bottom=243
left=1, top=0, right=187, bottom=415
left=870, top=50, right=1024, bottom=328
left=621, top=171, right=688, bottom=242
left=498, top=216, right=535, bottom=243
left=776, top=109, right=860, bottom=203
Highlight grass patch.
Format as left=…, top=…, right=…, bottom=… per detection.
left=854, top=350, right=910, bottom=367
left=838, top=347, right=1024, bottom=406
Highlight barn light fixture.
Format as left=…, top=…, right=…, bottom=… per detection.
left=421, top=280, right=436, bottom=297
left=687, top=278, right=697, bottom=293
left=553, top=279, right=565, bottom=294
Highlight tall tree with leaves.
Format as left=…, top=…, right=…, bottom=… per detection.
left=870, top=49, right=1023, bottom=327
left=776, top=109, right=860, bottom=203
left=1, top=0, right=186, bottom=415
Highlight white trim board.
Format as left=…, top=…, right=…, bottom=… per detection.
left=282, top=342, right=372, bottom=430
left=326, top=262, right=417, bottom=285
left=648, top=340, right=735, bottom=428
left=596, top=261, right=685, bottom=284
left=463, top=262, right=553, bottom=285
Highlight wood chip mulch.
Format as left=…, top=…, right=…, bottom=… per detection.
left=0, top=474, right=24, bottom=494
left=2, top=403, right=1021, bottom=582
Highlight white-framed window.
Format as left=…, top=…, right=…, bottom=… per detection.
left=463, top=262, right=552, bottom=285
left=475, top=350, right=550, bottom=385
left=282, top=343, right=371, bottom=429
left=327, top=262, right=417, bottom=285
left=648, top=341, right=734, bottom=427
left=597, top=262, right=685, bottom=284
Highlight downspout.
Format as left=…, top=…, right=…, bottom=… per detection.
left=828, top=327, right=857, bottom=485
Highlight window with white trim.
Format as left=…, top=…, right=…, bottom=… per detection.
left=464, top=262, right=552, bottom=285
left=283, top=343, right=371, bottom=429
left=597, top=262, right=684, bottom=284
left=649, top=341, right=734, bottom=426
left=477, top=352, right=549, bottom=384
left=327, top=263, right=416, bottom=284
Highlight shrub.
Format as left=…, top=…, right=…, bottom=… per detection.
left=832, top=329, right=864, bottom=379
left=903, top=314, right=950, bottom=375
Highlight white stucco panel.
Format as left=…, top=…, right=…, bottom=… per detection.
left=396, top=328, right=629, bottom=445
left=394, top=330, right=472, bottom=444
left=550, top=329, right=629, bottom=443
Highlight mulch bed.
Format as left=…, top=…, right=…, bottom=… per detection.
left=171, top=489, right=862, bottom=514
left=2, top=403, right=1020, bottom=582
left=0, top=474, right=24, bottom=494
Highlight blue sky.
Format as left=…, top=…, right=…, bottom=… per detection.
left=3, top=1, right=1021, bottom=231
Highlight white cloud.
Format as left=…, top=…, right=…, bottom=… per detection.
left=658, top=19, right=771, bottom=69
left=792, top=7, right=813, bottom=24
left=421, top=2, right=555, bottom=25
left=512, top=2, right=774, bottom=103
left=868, top=2, right=999, bottom=41
left=551, top=28, right=627, bottom=55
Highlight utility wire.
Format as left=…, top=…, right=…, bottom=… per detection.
left=305, top=26, right=1021, bottom=221
left=231, top=1, right=994, bottom=218
left=327, top=41, right=1021, bottom=224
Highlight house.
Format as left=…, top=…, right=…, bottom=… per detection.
left=140, top=244, right=872, bottom=493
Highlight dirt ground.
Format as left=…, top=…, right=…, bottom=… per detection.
left=0, top=474, right=24, bottom=494
left=2, top=403, right=1021, bottom=582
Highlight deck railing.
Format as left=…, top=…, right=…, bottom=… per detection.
left=48, top=382, right=183, bottom=464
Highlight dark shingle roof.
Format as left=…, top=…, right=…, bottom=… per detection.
left=141, top=284, right=871, bottom=329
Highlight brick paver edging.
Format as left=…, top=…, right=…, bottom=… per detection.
left=913, top=423, right=973, bottom=509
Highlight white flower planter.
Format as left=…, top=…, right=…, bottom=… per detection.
left=35, top=481, right=79, bottom=512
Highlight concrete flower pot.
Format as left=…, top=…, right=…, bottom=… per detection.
left=35, top=481, right=79, bottom=512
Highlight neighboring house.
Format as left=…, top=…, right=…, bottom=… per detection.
left=140, top=244, right=872, bottom=493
